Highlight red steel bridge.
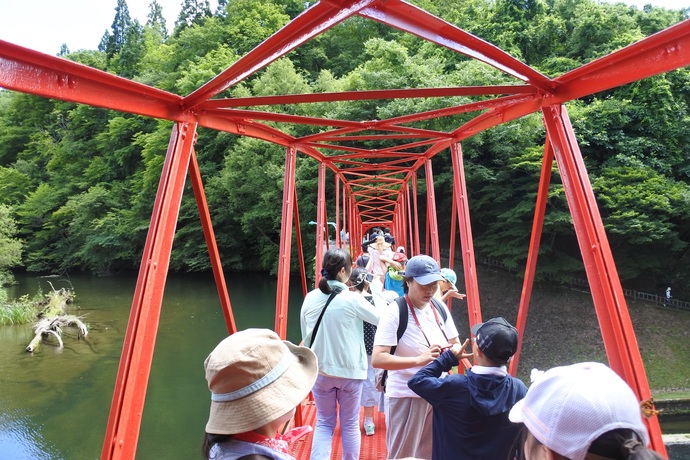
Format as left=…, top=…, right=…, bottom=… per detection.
left=2, top=1, right=690, bottom=458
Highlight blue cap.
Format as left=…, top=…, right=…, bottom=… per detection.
left=402, top=255, right=443, bottom=285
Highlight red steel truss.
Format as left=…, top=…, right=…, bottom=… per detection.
left=2, top=1, right=690, bottom=457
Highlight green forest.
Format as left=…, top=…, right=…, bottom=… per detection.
left=0, top=0, right=689, bottom=296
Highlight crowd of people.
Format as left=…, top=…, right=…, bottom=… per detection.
left=197, top=230, right=663, bottom=460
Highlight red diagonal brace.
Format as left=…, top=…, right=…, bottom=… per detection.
left=543, top=104, right=665, bottom=457
left=101, top=122, right=197, bottom=460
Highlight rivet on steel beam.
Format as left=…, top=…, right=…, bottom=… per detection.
left=237, top=123, right=246, bottom=134
left=67, top=76, right=76, bottom=89
left=56, top=75, right=67, bottom=86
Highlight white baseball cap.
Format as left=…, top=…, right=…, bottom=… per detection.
left=509, top=362, right=649, bottom=460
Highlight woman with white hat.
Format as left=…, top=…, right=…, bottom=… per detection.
left=509, top=361, right=664, bottom=460
left=201, top=328, right=318, bottom=460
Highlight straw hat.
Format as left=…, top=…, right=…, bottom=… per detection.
left=204, top=328, right=318, bottom=434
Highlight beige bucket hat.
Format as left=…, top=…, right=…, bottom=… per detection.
left=204, top=328, right=318, bottom=435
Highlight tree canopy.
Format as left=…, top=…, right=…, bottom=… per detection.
left=1, top=0, right=689, bottom=296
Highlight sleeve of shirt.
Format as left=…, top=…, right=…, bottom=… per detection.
left=352, top=292, right=380, bottom=325
left=373, top=302, right=399, bottom=347
left=407, top=350, right=459, bottom=404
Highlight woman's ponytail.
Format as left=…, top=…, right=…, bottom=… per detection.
left=318, top=249, right=352, bottom=294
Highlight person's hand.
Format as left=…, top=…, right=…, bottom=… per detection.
left=451, top=339, right=472, bottom=360
left=391, top=261, right=402, bottom=270
left=416, top=344, right=444, bottom=365
left=447, top=289, right=466, bottom=300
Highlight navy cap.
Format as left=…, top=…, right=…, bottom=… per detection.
left=471, top=317, right=518, bottom=363
left=401, top=255, right=443, bottom=285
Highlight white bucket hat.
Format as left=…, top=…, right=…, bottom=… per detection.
left=509, top=362, right=649, bottom=460
left=204, top=328, right=318, bottom=434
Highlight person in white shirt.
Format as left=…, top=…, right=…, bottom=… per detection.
left=371, top=255, right=460, bottom=459
left=301, top=248, right=380, bottom=460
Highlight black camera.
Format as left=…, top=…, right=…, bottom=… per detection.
left=365, top=273, right=374, bottom=283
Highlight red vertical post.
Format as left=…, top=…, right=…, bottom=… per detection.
left=315, top=163, right=327, bottom=278
left=509, top=140, right=554, bottom=376
left=289, top=168, right=307, bottom=427
left=335, top=175, right=341, bottom=248
left=101, top=122, right=197, bottom=460
left=411, top=173, right=421, bottom=256
left=275, top=147, right=298, bottom=340
left=293, top=186, right=308, bottom=297
left=425, top=160, right=441, bottom=263
left=342, top=181, right=348, bottom=253
left=447, top=180, right=458, bottom=310
left=189, top=149, right=236, bottom=334
left=450, top=143, right=482, bottom=332
left=543, top=104, right=665, bottom=456
left=405, top=183, right=414, bottom=255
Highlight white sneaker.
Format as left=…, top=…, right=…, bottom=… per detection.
left=364, top=420, right=375, bottom=436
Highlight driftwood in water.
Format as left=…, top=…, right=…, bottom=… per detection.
left=25, top=286, right=87, bottom=353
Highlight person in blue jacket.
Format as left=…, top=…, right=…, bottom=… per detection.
left=408, top=317, right=527, bottom=460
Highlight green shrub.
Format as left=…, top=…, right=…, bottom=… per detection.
left=0, top=294, right=38, bottom=325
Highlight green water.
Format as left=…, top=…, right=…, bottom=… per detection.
left=1, top=273, right=688, bottom=459
left=0, top=272, right=305, bottom=459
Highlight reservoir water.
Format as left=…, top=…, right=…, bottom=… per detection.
left=0, top=272, right=687, bottom=459
left=0, top=271, right=305, bottom=459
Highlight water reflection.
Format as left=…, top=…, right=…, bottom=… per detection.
left=0, top=272, right=304, bottom=459
left=0, top=409, right=61, bottom=460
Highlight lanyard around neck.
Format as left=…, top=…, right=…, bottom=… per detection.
left=404, top=294, right=449, bottom=347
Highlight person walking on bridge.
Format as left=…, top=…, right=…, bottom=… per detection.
left=301, top=248, right=381, bottom=460
left=372, top=255, right=461, bottom=459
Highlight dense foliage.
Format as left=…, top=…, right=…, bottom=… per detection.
left=1, top=0, right=689, bottom=296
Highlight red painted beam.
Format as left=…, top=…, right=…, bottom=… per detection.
left=450, top=143, right=482, bottom=331
left=101, top=122, right=197, bottom=460
left=0, top=41, right=184, bottom=121
left=275, top=147, right=298, bottom=339
left=424, top=160, right=441, bottom=261
left=182, top=0, right=385, bottom=109
left=201, top=85, right=535, bottom=108
left=188, top=149, right=237, bottom=334
left=509, top=140, right=554, bottom=377
left=543, top=104, right=665, bottom=457
left=552, top=19, right=690, bottom=104
left=359, top=0, right=553, bottom=90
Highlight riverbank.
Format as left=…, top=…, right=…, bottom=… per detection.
left=455, top=266, right=690, bottom=394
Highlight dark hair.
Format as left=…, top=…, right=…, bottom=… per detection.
left=201, top=433, right=231, bottom=459
left=589, top=429, right=664, bottom=460
left=514, top=426, right=664, bottom=460
left=350, top=267, right=369, bottom=292
left=318, top=249, right=352, bottom=294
